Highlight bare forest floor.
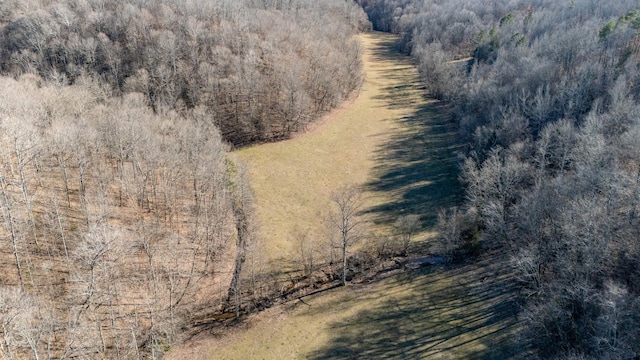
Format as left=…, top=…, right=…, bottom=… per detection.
left=166, top=32, right=521, bottom=359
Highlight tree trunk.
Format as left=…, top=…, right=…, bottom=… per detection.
left=342, top=237, right=347, bottom=286
left=227, top=212, right=246, bottom=316
left=0, top=177, right=24, bottom=289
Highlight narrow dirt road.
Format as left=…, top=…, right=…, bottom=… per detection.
left=165, top=32, right=519, bottom=360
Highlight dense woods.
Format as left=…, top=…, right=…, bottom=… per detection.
left=0, top=0, right=369, bottom=145
left=0, top=0, right=369, bottom=358
left=358, top=0, right=640, bottom=358
left=0, top=75, right=242, bottom=359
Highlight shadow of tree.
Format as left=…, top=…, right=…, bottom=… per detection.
left=363, top=36, right=464, bottom=233
left=306, top=254, right=524, bottom=359
left=305, top=34, right=523, bottom=359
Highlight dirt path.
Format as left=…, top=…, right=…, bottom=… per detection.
left=166, top=32, right=520, bottom=360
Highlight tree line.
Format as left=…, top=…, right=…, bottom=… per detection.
left=358, top=0, right=640, bottom=358
left=0, top=0, right=369, bottom=145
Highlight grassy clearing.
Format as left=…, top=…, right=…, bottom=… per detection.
left=233, top=32, right=430, bottom=264
left=166, top=31, right=520, bottom=360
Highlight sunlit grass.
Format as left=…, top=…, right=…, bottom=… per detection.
left=201, top=254, right=519, bottom=360
left=235, top=32, right=421, bottom=263
left=166, top=31, right=519, bottom=360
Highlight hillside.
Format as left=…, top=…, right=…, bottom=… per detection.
left=358, top=0, right=640, bottom=357
left=0, top=0, right=369, bottom=145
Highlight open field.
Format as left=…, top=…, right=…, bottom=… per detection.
left=166, top=31, right=520, bottom=359
left=233, top=32, right=461, bottom=264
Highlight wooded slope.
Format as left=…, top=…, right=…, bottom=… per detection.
left=358, top=0, right=640, bottom=358
left=0, top=0, right=369, bottom=145
left=0, top=74, right=245, bottom=359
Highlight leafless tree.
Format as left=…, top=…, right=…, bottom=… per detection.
left=394, top=214, right=420, bottom=256
left=0, top=174, right=25, bottom=289
left=296, top=229, right=316, bottom=278
left=328, top=185, right=364, bottom=286
left=227, top=161, right=255, bottom=315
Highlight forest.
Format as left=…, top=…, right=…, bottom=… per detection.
left=0, top=0, right=368, bottom=145
left=0, top=0, right=369, bottom=359
left=358, top=0, right=640, bottom=358
left=3, top=0, right=640, bottom=358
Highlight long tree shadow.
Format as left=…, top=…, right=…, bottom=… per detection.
left=306, top=253, right=524, bottom=359
left=303, top=34, right=524, bottom=359
left=363, top=36, right=464, bottom=232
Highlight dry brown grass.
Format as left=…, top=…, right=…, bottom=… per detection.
left=165, top=31, right=521, bottom=360
left=234, top=32, right=431, bottom=264
left=178, top=253, right=519, bottom=360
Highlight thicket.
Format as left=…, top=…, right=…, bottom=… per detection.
left=0, top=0, right=369, bottom=145
left=358, top=0, right=640, bottom=358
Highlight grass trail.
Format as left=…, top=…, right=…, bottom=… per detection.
left=166, top=32, right=520, bottom=360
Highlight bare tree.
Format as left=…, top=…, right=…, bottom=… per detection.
left=0, top=287, right=55, bottom=360
left=0, top=287, right=23, bottom=359
left=394, top=214, right=420, bottom=256
left=226, top=161, right=255, bottom=315
left=328, top=185, right=364, bottom=286
left=0, top=175, right=24, bottom=289
left=296, top=229, right=316, bottom=278
left=2, top=118, right=41, bottom=247
left=436, top=208, right=462, bottom=259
